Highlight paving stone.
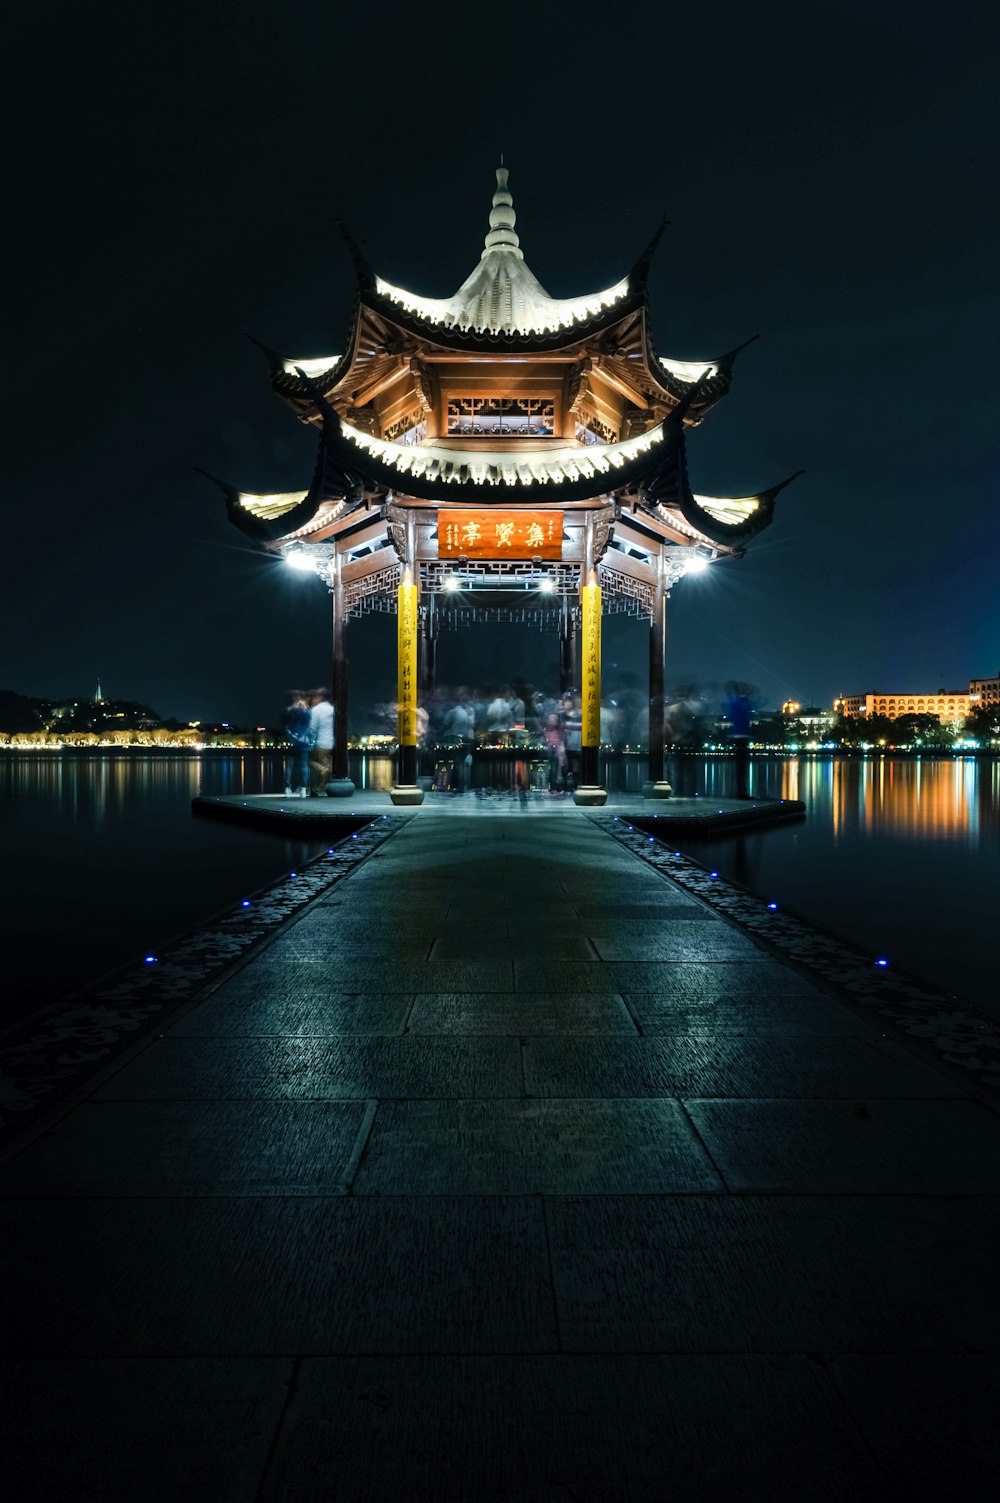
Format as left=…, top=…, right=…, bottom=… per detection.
left=407, top=992, right=636, bottom=1035
left=2, top=1198, right=555, bottom=1355
left=624, top=991, right=865, bottom=1034
left=546, top=1195, right=1000, bottom=1353
left=574, top=900, right=709, bottom=920
left=621, top=959, right=827, bottom=997
left=0, top=1357, right=292, bottom=1502
left=523, top=1034, right=960, bottom=1099
left=431, top=935, right=593, bottom=960
left=590, top=926, right=764, bottom=960
left=514, top=961, right=634, bottom=993
left=827, top=1355, right=1000, bottom=1494
left=219, top=958, right=515, bottom=992
left=687, top=1098, right=1000, bottom=1191
left=169, top=989, right=413, bottom=1036
left=354, top=1099, right=722, bottom=1195
left=0, top=1100, right=369, bottom=1196
left=262, top=1354, right=875, bottom=1502
left=92, top=1036, right=522, bottom=1101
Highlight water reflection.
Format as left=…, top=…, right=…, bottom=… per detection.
left=679, top=755, right=998, bottom=1009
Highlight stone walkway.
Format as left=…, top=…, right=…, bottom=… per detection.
left=3, top=815, right=998, bottom=1499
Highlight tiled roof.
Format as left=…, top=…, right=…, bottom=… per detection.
left=373, top=167, right=633, bottom=339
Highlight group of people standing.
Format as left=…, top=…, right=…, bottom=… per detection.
left=428, top=684, right=585, bottom=794
left=281, top=689, right=334, bottom=797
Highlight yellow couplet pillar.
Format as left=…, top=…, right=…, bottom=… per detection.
left=581, top=577, right=602, bottom=785
left=397, top=578, right=419, bottom=783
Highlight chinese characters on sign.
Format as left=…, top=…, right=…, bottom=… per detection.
left=438, top=511, right=564, bottom=561
left=581, top=581, right=602, bottom=748
left=397, top=580, right=419, bottom=746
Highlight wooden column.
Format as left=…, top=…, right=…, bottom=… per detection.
left=648, top=557, right=666, bottom=785
left=331, top=550, right=351, bottom=786
left=558, top=594, right=576, bottom=695
left=420, top=594, right=438, bottom=696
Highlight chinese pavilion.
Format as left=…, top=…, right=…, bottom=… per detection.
left=208, top=167, right=799, bottom=804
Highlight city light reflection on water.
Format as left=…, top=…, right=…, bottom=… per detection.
left=682, top=755, right=998, bottom=1010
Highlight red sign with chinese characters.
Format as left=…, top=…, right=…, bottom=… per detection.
left=438, top=510, right=564, bottom=561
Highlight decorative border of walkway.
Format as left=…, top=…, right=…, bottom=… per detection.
left=596, top=814, right=1000, bottom=1100
left=0, top=815, right=407, bottom=1136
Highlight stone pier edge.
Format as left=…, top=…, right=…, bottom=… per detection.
left=0, top=814, right=410, bottom=1145
left=596, top=814, right=1000, bottom=1102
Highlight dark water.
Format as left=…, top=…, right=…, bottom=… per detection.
left=1, top=752, right=996, bottom=1025
left=0, top=753, right=328, bottom=1024
left=677, top=755, right=999, bottom=1013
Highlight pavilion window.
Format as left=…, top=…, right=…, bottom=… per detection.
left=446, top=397, right=555, bottom=437
left=384, top=415, right=427, bottom=446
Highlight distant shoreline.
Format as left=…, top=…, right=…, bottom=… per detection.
left=0, top=745, right=994, bottom=760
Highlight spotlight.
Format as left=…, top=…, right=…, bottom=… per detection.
left=684, top=554, right=710, bottom=576
left=539, top=578, right=555, bottom=594
left=286, top=548, right=314, bottom=572
left=443, top=574, right=461, bottom=591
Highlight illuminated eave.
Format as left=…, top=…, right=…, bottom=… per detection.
left=660, top=356, right=720, bottom=385
left=340, top=419, right=667, bottom=489
left=374, top=274, right=632, bottom=338
left=279, top=355, right=341, bottom=377
left=234, top=489, right=310, bottom=521
left=692, top=493, right=760, bottom=527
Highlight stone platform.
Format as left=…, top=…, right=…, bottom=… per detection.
left=2, top=814, right=998, bottom=1499
left=192, top=786, right=806, bottom=837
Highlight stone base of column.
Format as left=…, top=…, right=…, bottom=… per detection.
left=642, top=781, right=673, bottom=800
left=390, top=785, right=425, bottom=806
left=324, top=778, right=356, bottom=798
left=572, top=786, right=608, bottom=807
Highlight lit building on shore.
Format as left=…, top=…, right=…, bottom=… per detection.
left=969, top=672, right=999, bottom=707
left=835, top=684, right=983, bottom=723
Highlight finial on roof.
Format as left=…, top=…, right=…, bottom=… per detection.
left=482, top=164, right=523, bottom=260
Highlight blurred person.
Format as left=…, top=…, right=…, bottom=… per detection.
left=282, top=690, right=313, bottom=798
left=667, top=683, right=705, bottom=797
left=309, top=688, right=334, bottom=795
left=563, top=691, right=582, bottom=789
left=725, top=680, right=755, bottom=798
left=445, top=685, right=475, bottom=791
left=542, top=711, right=568, bottom=794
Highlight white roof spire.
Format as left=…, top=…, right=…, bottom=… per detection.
left=374, top=163, right=631, bottom=336
left=482, top=165, right=523, bottom=259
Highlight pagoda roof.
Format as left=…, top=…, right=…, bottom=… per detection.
left=360, top=166, right=643, bottom=346
left=253, top=168, right=756, bottom=427
left=211, top=382, right=798, bottom=549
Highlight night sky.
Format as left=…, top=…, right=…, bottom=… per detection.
left=5, top=0, right=997, bottom=726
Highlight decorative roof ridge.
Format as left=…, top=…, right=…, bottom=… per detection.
left=334, top=218, right=375, bottom=288
left=629, top=217, right=669, bottom=284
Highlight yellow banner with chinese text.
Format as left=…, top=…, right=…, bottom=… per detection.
left=581, top=581, right=602, bottom=747
left=438, top=510, right=563, bottom=560
left=397, top=580, right=418, bottom=746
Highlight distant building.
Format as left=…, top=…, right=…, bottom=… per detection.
left=781, top=700, right=835, bottom=733
left=835, top=690, right=971, bottom=724
left=969, top=672, right=999, bottom=708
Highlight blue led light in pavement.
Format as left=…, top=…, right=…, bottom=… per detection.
left=710, top=871, right=719, bottom=878
left=876, top=958, right=889, bottom=967
left=768, top=902, right=779, bottom=910
left=241, top=900, right=251, bottom=908
left=144, top=955, right=156, bottom=964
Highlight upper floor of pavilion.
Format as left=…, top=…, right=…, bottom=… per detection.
left=258, top=167, right=756, bottom=451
